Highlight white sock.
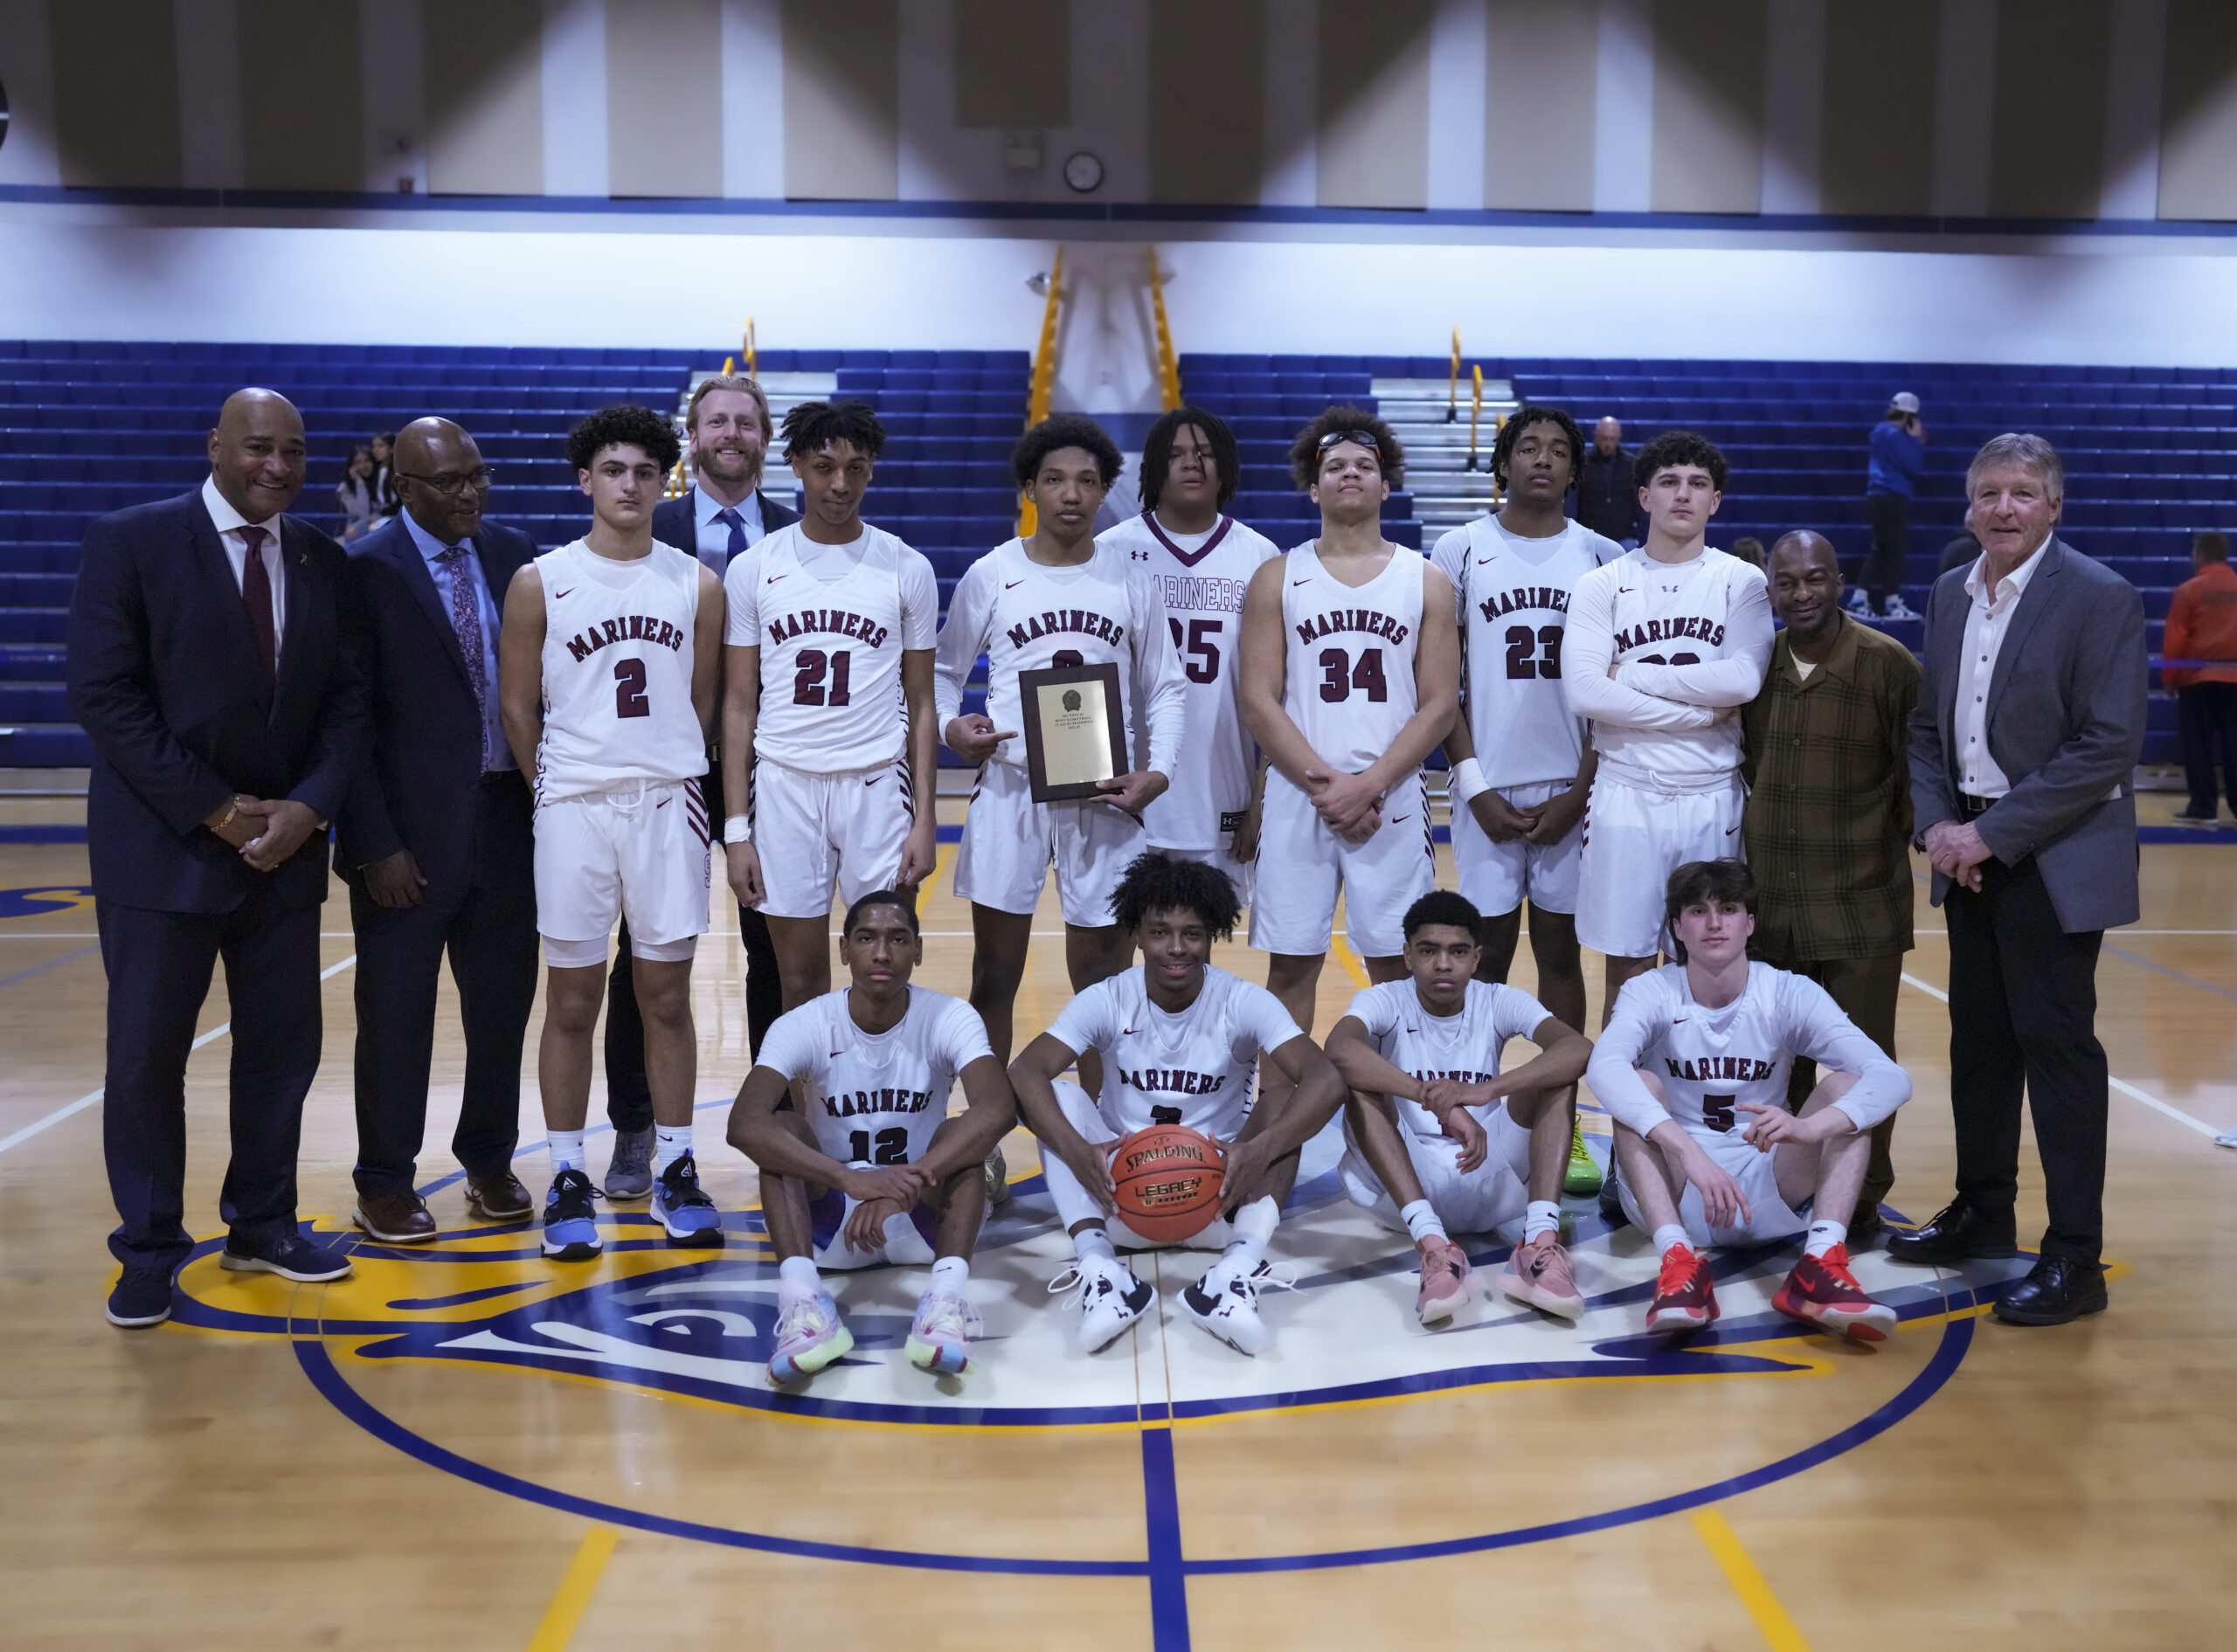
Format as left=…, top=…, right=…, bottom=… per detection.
left=1401, top=1199, right=1449, bottom=1245
left=1805, top=1220, right=1846, bottom=1260
left=1215, top=1195, right=1279, bottom=1279
left=654, top=1123, right=693, bottom=1174
left=547, top=1130, right=586, bottom=1174
left=929, top=1255, right=969, bottom=1294
left=1653, top=1224, right=1693, bottom=1260
left=778, top=1255, right=821, bottom=1301
left=1073, top=1226, right=1118, bottom=1267
left=1523, top=1199, right=1562, bottom=1244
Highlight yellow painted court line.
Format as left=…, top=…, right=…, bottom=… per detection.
left=1691, top=1509, right=1811, bottom=1651
left=1330, top=932, right=1371, bottom=988
left=526, top=1525, right=619, bottom=1652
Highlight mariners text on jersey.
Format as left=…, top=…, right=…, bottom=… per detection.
left=820, top=1085, right=938, bottom=1119
left=1615, top=615, right=1728, bottom=653
left=1292, top=607, right=1412, bottom=646
left=1478, top=584, right=1575, bottom=623
left=1118, top=1067, right=1229, bottom=1096
left=564, top=614, right=689, bottom=661
left=1665, top=1054, right=1777, bottom=1083
left=764, top=606, right=892, bottom=651
left=1004, top=608, right=1127, bottom=649
left=1156, top=573, right=1250, bottom=616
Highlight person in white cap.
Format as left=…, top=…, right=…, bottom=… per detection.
left=1857, top=393, right=1927, bottom=621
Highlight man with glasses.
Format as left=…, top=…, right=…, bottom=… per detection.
left=336, top=417, right=542, bottom=1240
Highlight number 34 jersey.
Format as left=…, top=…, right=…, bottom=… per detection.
left=753, top=985, right=994, bottom=1165
left=1279, top=540, right=1426, bottom=774
left=535, top=538, right=709, bottom=802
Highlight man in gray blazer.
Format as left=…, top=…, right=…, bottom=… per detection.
left=1893, top=433, right=2146, bottom=1325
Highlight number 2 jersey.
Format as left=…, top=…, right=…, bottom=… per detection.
left=1430, top=516, right=1620, bottom=789
left=1047, top=964, right=1305, bottom=1140
left=933, top=536, right=1187, bottom=780
left=753, top=985, right=994, bottom=1165
left=534, top=537, right=708, bottom=802
left=1102, top=510, right=1280, bottom=851
left=1343, top=978, right=1553, bottom=1141
left=1587, top=962, right=1910, bottom=1147
left=1278, top=540, right=1426, bottom=774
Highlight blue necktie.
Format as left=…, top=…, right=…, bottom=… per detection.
left=437, top=546, right=490, bottom=767
left=714, top=506, right=746, bottom=568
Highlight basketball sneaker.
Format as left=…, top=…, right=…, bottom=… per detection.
left=769, top=1289, right=853, bottom=1384
left=984, top=1145, right=1012, bottom=1206
left=905, top=1287, right=983, bottom=1376
left=1049, top=1254, right=1154, bottom=1354
left=541, top=1168, right=603, bottom=1261
left=651, top=1152, right=724, bottom=1248
left=604, top=1126, right=654, bottom=1200
left=1502, top=1232, right=1586, bottom=1320
left=1563, top=1117, right=1603, bottom=1196
left=1772, top=1245, right=1896, bottom=1342
left=1645, top=1244, right=1718, bottom=1337
left=1415, top=1235, right=1473, bottom=1325
left=1181, top=1258, right=1292, bottom=1357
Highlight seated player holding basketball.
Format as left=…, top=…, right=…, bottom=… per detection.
left=726, top=892, right=1018, bottom=1383
left=1589, top=861, right=1912, bottom=1341
left=1324, top=891, right=1594, bottom=1325
left=1008, top=854, right=1350, bottom=1356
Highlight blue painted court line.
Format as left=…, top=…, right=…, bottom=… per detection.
left=2102, top=943, right=2237, bottom=1004
left=1139, top=1427, right=1192, bottom=1652
left=0, top=942, right=97, bottom=990
left=0, top=826, right=88, bottom=844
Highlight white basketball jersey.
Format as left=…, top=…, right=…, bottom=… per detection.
left=534, top=538, right=707, bottom=802
left=1431, top=516, right=1619, bottom=789
left=1102, top=511, right=1280, bottom=849
left=1345, top=979, right=1551, bottom=1140
left=724, top=522, right=936, bottom=772
left=753, top=985, right=994, bottom=1166
left=1045, top=964, right=1305, bottom=1139
left=1278, top=541, right=1426, bottom=773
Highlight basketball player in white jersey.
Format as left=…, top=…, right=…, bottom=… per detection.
left=720, top=401, right=938, bottom=1011
left=1590, top=861, right=1910, bottom=1341
left=1238, top=407, right=1459, bottom=1038
left=1102, top=407, right=1280, bottom=902
left=1433, top=405, right=1621, bottom=1200
left=1325, top=891, right=1593, bottom=1325
left=727, top=891, right=1017, bottom=1382
left=1009, top=854, right=1349, bottom=1356
left=497, top=405, right=727, bottom=1262
left=936, top=414, right=1187, bottom=1075
left=1565, top=431, right=1772, bottom=1017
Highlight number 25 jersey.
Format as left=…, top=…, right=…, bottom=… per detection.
left=1279, top=541, right=1425, bottom=773
left=535, top=538, right=708, bottom=802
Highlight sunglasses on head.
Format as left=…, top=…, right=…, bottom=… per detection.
left=1316, top=429, right=1382, bottom=463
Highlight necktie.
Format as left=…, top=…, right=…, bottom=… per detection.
left=714, top=506, right=746, bottom=568
left=239, top=524, right=276, bottom=690
left=438, top=546, right=491, bottom=767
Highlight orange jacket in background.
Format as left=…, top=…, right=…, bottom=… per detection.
left=2164, top=561, right=2237, bottom=689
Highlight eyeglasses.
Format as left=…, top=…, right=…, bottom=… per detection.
left=1315, top=430, right=1382, bottom=460
left=397, top=466, right=496, bottom=496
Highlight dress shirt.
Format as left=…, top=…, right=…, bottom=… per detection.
left=401, top=509, right=514, bottom=771
left=1956, top=537, right=2051, bottom=798
left=693, top=485, right=764, bottom=572
left=200, top=475, right=286, bottom=662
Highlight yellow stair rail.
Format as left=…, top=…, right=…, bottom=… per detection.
left=1020, top=247, right=1065, bottom=536
left=1148, top=247, right=1181, bottom=411
left=1446, top=328, right=1462, bottom=423
left=1466, top=364, right=1486, bottom=472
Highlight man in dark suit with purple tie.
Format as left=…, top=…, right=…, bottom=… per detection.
left=67, top=388, right=368, bottom=1327
left=336, top=418, right=541, bottom=1244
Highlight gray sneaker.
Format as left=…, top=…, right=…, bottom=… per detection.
left=605, top=1126, right=654, bottom=1200
left=983, top=1145, right=1011, bottom=1206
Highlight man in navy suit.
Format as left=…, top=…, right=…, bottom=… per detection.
left=67, top=388, right=368, bottom=1327
left=336, top=418, right=541, bottom=1242
left=602, top=375, right=798, bottom=1196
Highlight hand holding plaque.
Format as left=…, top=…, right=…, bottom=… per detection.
left=1018, top=661, right=1128, bottom=803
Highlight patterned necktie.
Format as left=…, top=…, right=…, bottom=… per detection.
left=714, top=506, right=746, bottom=568
left=239, top=524, right=276, bottom=689
left=437, top=546, right=490, bottom=766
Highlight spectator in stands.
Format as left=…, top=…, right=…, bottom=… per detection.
left=1741, top=530, right=1920, bottom=1248
left=1855, top=393, right=1926, bottom=621
left=1728, top=536, right=1766, bottom=570
left=1939, top=529, right=1982, bottom=577
left=1575, top=416, right=1638, bottom=545
left=67, top=387, right=368, bottom=1326
left=369, top=430, right=401, bottom=518
left=336, top=444, right=378, bottom=543
left=1895, top=432, right=2146, bottom=1326
left=2167, top=530, right=2237, bottom=826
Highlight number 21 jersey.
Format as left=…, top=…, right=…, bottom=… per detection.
left=535, top=538, right=707, bottom=802
left=1279, top=541, right=1424, bottom=773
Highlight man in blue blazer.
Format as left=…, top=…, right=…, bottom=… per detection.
left=67, top=388, right=368, bottom=1327
left=336, top=418, right=541, bottom=1242
left=601, top=375, right=797, bottom=1195
left=1895, top=433, right=2147, bottom=1325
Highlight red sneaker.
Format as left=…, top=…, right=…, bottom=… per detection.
left=1773, top=1244, right=1896, bottom=1342
left=1646, top=1244, right=1718, bottom=1337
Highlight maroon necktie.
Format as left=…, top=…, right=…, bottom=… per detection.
left=239, top=523, right=277, bottom=689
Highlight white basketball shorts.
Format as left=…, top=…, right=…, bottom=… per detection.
left=1338, top=1105, right=1534, bottom=1235
left=1450, top=777, right=1585, bottom=919
left=1573, top=775, right=1745, bottom=960
left=534, top=778, right=711, bottom=961
left=751, top=756, right=915, bottom=920
left=1037, top=1079, right=1235, bottom=1253
left=1147, top=835, right=1257, bottom=909
left=1617, top=1123, right=1810, bottom=1249
left=952, top=759, right=1148, bottom=928
left=1247, top=772, right=1435, bottom=960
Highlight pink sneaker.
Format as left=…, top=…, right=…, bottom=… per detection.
left=768, top=1289, right=853, bottom=1384
left=1502, top=1232, right=1585, bottom=1320
left=1415, top=1235, right=1473, bottom=1325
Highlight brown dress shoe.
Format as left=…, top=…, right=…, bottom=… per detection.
left=464, top=1171, right=535, bottom=1224
left=351, top=1190, right=439, bottom=1244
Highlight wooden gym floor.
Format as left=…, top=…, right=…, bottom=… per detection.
left=1, top=785, right=2232, bottom=1651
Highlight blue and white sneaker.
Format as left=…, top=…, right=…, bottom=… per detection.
left=905, top=1286, right=983, bottom=1375
left=541, top=1168, right=603, bottom=1261
left=769, top=1289, right=853, bottom=1384
left=1181, top=1258, right=1293, bottom=1356
left=652, top=1151, right=724, bottom=1247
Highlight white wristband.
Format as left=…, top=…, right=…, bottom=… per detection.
left=723, top=814, right=752, bottom=845
left=1448, top=758, right=1489, bottom=805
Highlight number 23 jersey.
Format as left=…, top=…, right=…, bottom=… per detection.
left=753, top=985, right=994, bottom=1165
left=535, top=537, right=709, bottom=802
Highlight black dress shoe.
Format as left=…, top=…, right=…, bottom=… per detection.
left=1886, top=1201, right=2018, bottom=1264
left=465, top=1171, right=535, bottom=1223
left=1993, top=1255, right=2109, bottom=1325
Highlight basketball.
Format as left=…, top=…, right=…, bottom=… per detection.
left=1109, top=1124, right=1227, bottom=1243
